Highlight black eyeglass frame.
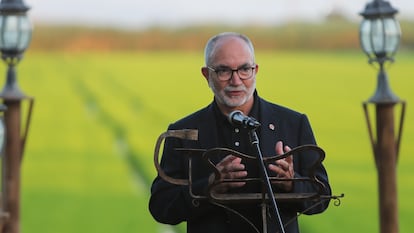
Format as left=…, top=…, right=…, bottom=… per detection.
left=207, top=65, right=256, bottom=81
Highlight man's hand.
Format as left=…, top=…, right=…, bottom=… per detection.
left=268, top=141, right=294, bottom=191
left=209, top=155, right=247, bottom=193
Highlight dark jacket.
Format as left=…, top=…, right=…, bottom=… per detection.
left=149, top=95, right=331, bottom=233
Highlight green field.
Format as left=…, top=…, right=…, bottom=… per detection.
left=9, top=50, right=413, bottom=233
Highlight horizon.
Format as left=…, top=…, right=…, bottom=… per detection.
left=27, top=0, right=414, bottom=29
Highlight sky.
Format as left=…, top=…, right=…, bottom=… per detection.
left=25, top=0, right=414, bottom=29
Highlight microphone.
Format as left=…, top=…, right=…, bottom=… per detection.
left=228, top=110, right=261, bottom=129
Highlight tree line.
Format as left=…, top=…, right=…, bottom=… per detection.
left=30, top=19, right=414, bottom=52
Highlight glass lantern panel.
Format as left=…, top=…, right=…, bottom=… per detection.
left=384, top=18, right=401, bottom=54
left=360, top=19, right=373, bottom=54
left=0, top=14, right=32, bottom=51
left=17, top=15, right=32, bottom=51
left=371, top=18, right=385, bottom=54
left=1, top=15, right=20, bottom=49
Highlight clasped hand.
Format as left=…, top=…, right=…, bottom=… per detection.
left=209, top=141, right=294, bottom=193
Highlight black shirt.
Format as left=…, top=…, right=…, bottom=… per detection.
left=212, top=92, right=260, bottom=154
left=211, top=93, right=267, bottom=232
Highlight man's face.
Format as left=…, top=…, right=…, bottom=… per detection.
left=206, top=37, right=257, bottom=111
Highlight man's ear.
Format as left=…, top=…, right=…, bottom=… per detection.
left=201, top=67, right=209, bottom=81
left=254, top=64, right=259, bottom=74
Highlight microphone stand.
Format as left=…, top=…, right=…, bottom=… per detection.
left=249, top=128, right=286, bottom=233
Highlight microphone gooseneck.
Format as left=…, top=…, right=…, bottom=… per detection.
left=228, top=110, right=285, bottom=233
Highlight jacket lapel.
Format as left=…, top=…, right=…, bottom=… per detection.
left=196, top=103, right=220, bottom=150
left=258, top=98, right=280, bottom=157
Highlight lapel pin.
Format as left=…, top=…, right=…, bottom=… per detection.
left=269, top=123, right=275, bottom=131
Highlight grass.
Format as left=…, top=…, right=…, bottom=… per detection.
left=7, top=50, right=413, bottom=233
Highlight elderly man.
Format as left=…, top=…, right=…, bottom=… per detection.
left=149, top=32, right=331, bottom=233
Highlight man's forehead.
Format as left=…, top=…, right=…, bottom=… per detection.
left=214, top=36, right=245, bottom=48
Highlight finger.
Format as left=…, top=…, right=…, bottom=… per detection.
left=224, top=171, right=247, bottom=188
left=221, top=155, right=239, bottom=164
left=268, top=163, right=284, bottom=174
left=228, top=181, right=246, bottom=188
left=275, top=159, right=289, bottom=170
left=275, top=141, right=284, bottom=155
left=226, top=161, right=245, bottom=173
left=228, top=170, right=248, bottom=179
left=288, top=165, right=294, bottom=177
left=270, top=159, right=292, bottom=178
left=217, top=155, right=245, bottom=175
left=284, top=145, right=291, bottom=152
left=217, top=155, right=239, bottom=169
left=285, top=155, right=293, bottom=165
left=227, top=156, right=244, bottom=169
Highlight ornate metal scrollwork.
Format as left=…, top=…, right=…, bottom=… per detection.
left=153, top=129, right=344, bottom=233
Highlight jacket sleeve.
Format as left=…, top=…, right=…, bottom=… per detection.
left=148, top=126, right=215, bottom=225
left=290, top=114, right=331, bottom=215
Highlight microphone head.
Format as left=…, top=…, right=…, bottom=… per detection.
left=228, top=110, right=261, bottom=129
left=228, top=110, right=243, bottom=124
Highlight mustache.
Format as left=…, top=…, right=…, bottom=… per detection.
left=224, top=86, right=247, bottom=92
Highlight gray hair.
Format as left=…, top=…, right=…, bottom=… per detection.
left=204, top=32, right=255, bottom=66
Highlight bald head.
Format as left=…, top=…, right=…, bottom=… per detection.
left=204, top=32, right=255, bottom=66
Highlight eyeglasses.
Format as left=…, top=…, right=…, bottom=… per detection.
left=207, top=65, right=256, bottom=81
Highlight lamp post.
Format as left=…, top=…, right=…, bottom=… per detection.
left=359, top=1, right=406, bottom=233
left=0, top=104, right=8, bottom=230
left=0, top=1, right=33, bottom=233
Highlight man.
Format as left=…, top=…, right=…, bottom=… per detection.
left=149, top=32, right=331, bottom=233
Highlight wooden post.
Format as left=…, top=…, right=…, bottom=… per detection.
left=375, top=104, right=399, bottom=233
left=0, top=64, right=34, bottom=233
left=363, top=68, right=406, bottom=233
left=2, top=99, right=22, bottom=233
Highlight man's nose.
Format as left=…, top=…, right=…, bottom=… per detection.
left=229, top=70, right=243, bottom=84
